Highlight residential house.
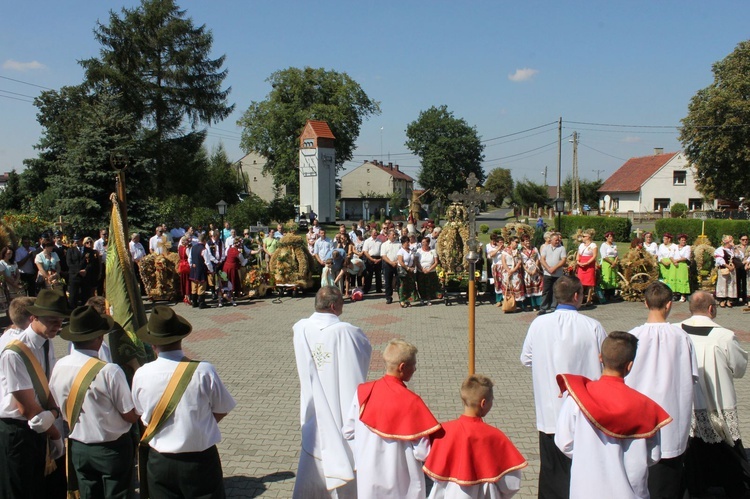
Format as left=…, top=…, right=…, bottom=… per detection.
left=233, top=152, right=285, bottom=203
left=597, top=149, right=713, bottom=214
left=339, top=160, right=414, bottom=220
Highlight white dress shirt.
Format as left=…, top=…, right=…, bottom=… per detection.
left=49, top=349, right=133, bottom=443
left=131, top=349, right=236, bottom=453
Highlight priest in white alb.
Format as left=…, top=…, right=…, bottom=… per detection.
left=293, top=286, right=372, bottom=498
left=679, top=291, right=750, bottom=497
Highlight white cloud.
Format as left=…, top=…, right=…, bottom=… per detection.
left=621, top=136, right=642, bottom=143
left=2, top=59, right=46, bottom=71
left=508, top=68, right=538, bottom=82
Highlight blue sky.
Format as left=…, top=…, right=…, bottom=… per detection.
left=1, top=1, right=748, bottom=189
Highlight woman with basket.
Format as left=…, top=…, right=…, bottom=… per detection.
left=575, top=229, right=597, bottom=306
left=715, top=235, right=737, bottom=307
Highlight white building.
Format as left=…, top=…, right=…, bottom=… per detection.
left=299, top=120, right=337, bottom=223
left=598, top=149, right=714, bottom=213
left=233, top=152, right=285, bottom=202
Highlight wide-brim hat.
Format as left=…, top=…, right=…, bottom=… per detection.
left=136, top=306, right=192, bottom=346
left=26, top=290, right=72, bottom=318
left=60, top=306, right=115, bottom=342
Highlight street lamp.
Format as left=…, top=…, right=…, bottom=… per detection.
left=363, top=200, right=369, bottom=221
left=554, top=197, right=565, bottom=232
left=216, top=200, right=228, bottom=232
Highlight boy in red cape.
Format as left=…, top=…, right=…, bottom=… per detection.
left=343, top=339, right=441, bottom=498
left=424, top=374, right=527, bottom=498
left=554, top=331, right=672, bottom=499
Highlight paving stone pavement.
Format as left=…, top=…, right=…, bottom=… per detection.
left=51, top=293, right=750, bottom=498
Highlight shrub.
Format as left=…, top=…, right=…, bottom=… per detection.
left=479, top=224, right=490, bottom=234
left=559, top=215, right=632, bottom=242
left=670, top=203, right=688, bottom=218
left=655, top=219, right=750, bottom=246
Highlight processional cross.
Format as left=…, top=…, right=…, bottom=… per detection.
left=448, top=173, right=494, bottom=374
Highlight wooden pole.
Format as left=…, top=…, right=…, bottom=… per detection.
left=468, top=260, right=476, bottom=375
left=115, top=170, right=129, bottom=239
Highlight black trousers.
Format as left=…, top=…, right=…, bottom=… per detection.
left=19, top=272, right=37, bottom=297
left=648, top=452, right=686, bottom=499
left=363, top=259, right=382, bottom=293
left=68, top=275, right=92, bottom=308
left=685, top=437, right=749, bottom=499
left=538, top=431, right=571, bottom=499
left=70, top=433, right=134, bottom=499
left=0, top=418, right=48, bottom=499
left=147, top=445, right=225, bottom=499
left=382, top=262, right=399, bottom=301
left=540, top=275, right=559, bottom=311
left=737, top=266, right=748, bottom=302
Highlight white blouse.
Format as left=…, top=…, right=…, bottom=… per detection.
left=673, top=245, right=691, bottom=262
left=643, top=241, right=658, bottom=257
left=599, top=242, right=618, bottom=261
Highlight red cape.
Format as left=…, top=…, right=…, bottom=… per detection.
left=358, top=375, right=440, bottom=440
left=556, top=374, right=672, bottom=439
left=423, top=416, right=527, bottom=485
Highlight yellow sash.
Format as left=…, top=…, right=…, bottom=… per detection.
left=3, top=340, right=50, bottom=409
left=65, top=357, right=106, bottom=431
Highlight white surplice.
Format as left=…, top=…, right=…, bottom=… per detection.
left=427, top=473, right=522, bottom=499
left=555, top=394, right=661, bottom=499
left=293, top=312, right=372, bottom=498
left=625, top=323, right=698, bottom=458
left=342, top=395, right=430, bottom=499
left=679, top=315, right=748, bottom=444
left=520, top=307, right=607, bottom=433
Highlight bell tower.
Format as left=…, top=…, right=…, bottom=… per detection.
left=299, top=120, right=336, bottom=222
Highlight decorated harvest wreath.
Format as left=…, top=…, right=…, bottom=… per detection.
left=269, top=234, right=313, bottom=288
left=437, top=204, right=471, bottom=274
left=692, top=237, right=717, bottom=292
left=500, top=222, right=534, bottom=241
left=617, top=247, right=659, bottom=302
left=139, top=253, right=180, bottom=301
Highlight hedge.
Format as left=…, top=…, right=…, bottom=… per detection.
left=655, top=219, right=750, bottom=246
left=557, top=215, right=632, bottom=242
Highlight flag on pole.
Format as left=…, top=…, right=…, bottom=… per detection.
left=106, top=193, right=153, bottom=381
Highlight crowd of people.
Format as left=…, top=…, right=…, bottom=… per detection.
left=0, top=290, right=235, bottom=498
left=295, top=280, right=748, bottom=498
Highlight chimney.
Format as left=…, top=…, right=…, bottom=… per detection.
left=388, top=162, right=393, bottom=169
left=654, top=147, right=664, bottom=155
left=395, top=164, right=400, bottom=172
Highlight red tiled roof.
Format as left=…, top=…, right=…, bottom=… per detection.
left=598, top=152, right=678, bottom=193
left=305, top=120, right=335, bottom=139
left=371, top=162, right=414, bottom=182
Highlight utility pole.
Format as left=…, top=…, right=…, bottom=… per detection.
left=556, top=117, right=562, bottom=199
left=592, top=169, right=605, bottom=180
left=570, top=131, right=580, bottom=214
left=542, top=165, right=548, bottom=186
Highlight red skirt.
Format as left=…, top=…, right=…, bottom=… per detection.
left=576, top=255, right=596, bottom=287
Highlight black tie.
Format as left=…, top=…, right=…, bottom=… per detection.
left=42, top=340, right=50, bottom=378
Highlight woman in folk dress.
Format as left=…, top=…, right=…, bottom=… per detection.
left=715, top=235, right=737, bottom=308
left=520, top=234, right=542, bottom=311
left=671, top=234, right=691, bottom=301
left=500, top=236, right=525, bottom=309
left=599, top=231, right=619, bottom=301
left=486, top=234, right=504, bottom=306
left=657, top=233, right=677, bottom=288
left=576, top=229, right=597, bottom=306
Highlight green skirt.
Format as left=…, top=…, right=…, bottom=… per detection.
left=600, top=260, right=619, bottom=290
left=399, top=272, right=418, bottom=303
left=671, top=261, right=690, bottom=294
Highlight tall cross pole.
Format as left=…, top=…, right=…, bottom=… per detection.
left=449, top=173, right=494, bottom=374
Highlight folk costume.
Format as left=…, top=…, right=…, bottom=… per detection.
left=626, top=322, right=698, bottom=498
left=131, top=307, right=236, bottom=499
left=657, top=243, right=676, bottom=286
left=188, top=241, right=210, bottom=308
left=680, top=315, right=750, bottom=497
left=49, top=307, right=135, bottom=499
left=292, top=311, right=372, bottom=498
left=177, top=241, right=191, bottom=303
left=575, top=242, right=597, bottom=287
left=599, top=241, right=619, bottom=291
left=486, top=242, right=504, bottom=304
left=343, top=375, right=441, bottom=498
left=520, top=305, right=607, bottom=498
left=520, top=247, right=542, bottom=309
left=671, top=244, right=691, bottom=296
left=0, top=290, right=70, bottom=498
left=424, top=416, right=527, bottom=499
left=222, top=245, right=247, bottom=298
left=500, top=248, right=524, bottom=302
left=715, top=246, right=738, bottom=300
left=555, top=374, right=672, bottom=499
left=643, top=240, right=658, bottom=258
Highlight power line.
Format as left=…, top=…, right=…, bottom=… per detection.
left=481, top=121, right=558, bottom=143
left=207, top=125, right=243, bottom=137
left=483, top=136, right=572, bottom=163
left=579, top=143, right=627, bottom=161
left=484, top=126, right=557, bottom=149
left=0, top=88, right=38, bottom=99
left=0, top=75, right=53, bottom=90
left=0, top=94, right=34, bottom=103
left=563, top=126, right=678, bottom=135
left=566, top=120, right=678, bottom=129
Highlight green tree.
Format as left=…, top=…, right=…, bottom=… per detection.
left=560, top=176, right=604, bottom=210
left=238, top=67, right=380, bottom=193
left=483, top=167, right=514, bottom=206
left=193, top=144, right=243, bottom=208
left=511, top=179, right=548, bottom=209
left=0, top=170, right=24, bottom=212
left=405, top=105, right=485, bottom=202
left=680, top=40, right=750, bottom=200
left=81, top=0, right=234, bottom=193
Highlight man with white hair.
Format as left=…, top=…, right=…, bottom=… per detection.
left=292, top=286, right=371, bottom=498
left=680, top=290, right=749, bottom=497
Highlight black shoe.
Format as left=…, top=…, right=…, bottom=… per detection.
left=385, top=297, right=393, bottom=304
left=537, top=309, right=547, bottom=316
